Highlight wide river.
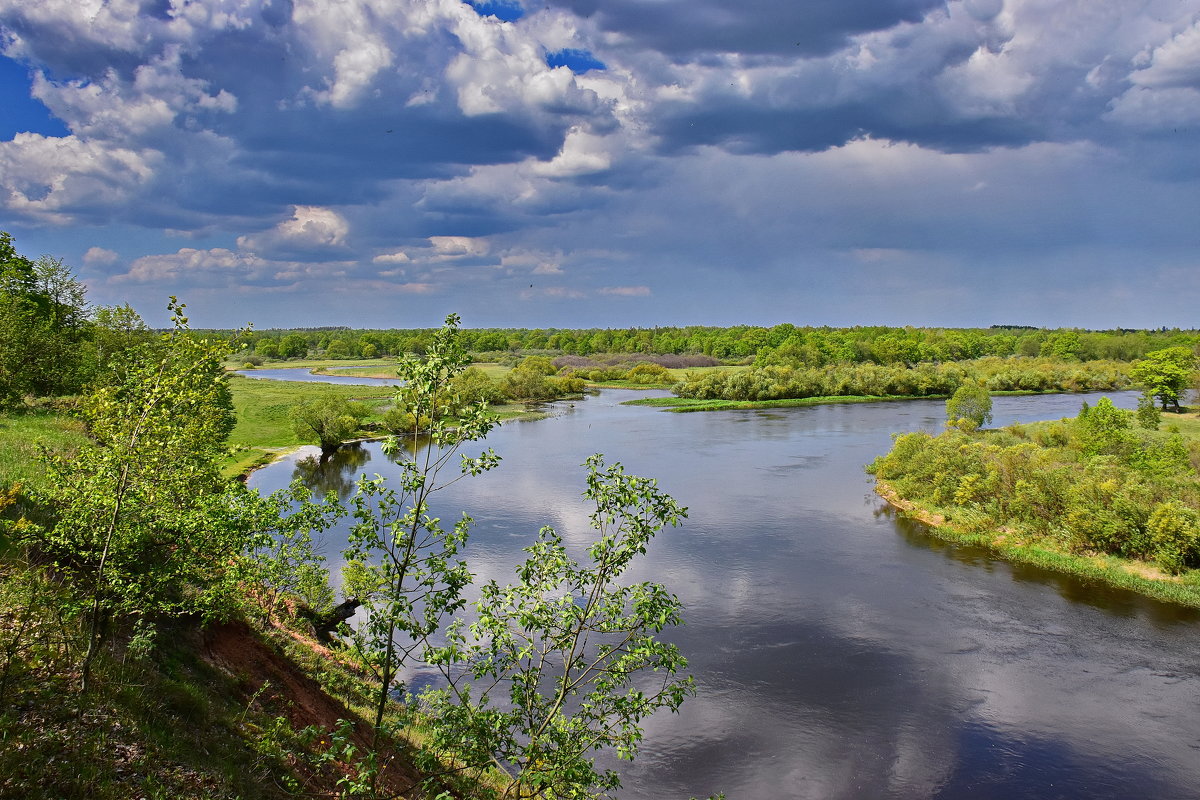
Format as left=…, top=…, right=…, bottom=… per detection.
left=248, top=389, right=1200, bottom=800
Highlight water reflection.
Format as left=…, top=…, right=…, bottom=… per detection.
left=248, top=389, right=1200, bottom=800
left=291, top=444, right=372, bottom=500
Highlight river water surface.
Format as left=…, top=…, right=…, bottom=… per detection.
left=248, top=389, right=1200, bottom=800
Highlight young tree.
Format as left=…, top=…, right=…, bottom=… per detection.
left=945, top=380, right=992, bottom=431
left=32, top=299, right=246, bottom=692
left=421, top=456, right=693, bottom=800
left=342, top=314, right=501, bottom=743
left=291, top=393, right=371, bottom=455
left=1131, top=347, right=1196, bottom=412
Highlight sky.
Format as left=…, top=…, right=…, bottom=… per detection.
left=1, top=0, right=1199, bottom=330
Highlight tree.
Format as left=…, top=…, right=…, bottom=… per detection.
left=342, top=314, right=501, bottom=743
left=0, top=233, right=93, bottom=403
left=1074, top=397, right=1134, bottom=458
left=421, top=456, right=693, bottom=799
left=280, top=333, right=309, bottom=359
left=1131, top=347, right=1195, bottom=412
left=945, top=380, right=992, bottom=431
left=290, top=393, right=370, bottom=454
left=31, top=298, right=245, bottom=692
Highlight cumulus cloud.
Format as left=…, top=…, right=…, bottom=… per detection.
left=236, top=206, right=350, bottom=258
left=1, top=0, right=1198, bottom=328
left=0, top=132, right=157, bottom=224
left=117, top=247, right=272, bottom=285
left=83, top=246, right=119, bottom=266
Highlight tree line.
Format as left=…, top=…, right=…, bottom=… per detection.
left=672, top=357, right=1131, bottom=402
left=1, top=232, right=152, bottom=408
left=224, top=321, right=1199, bottom=364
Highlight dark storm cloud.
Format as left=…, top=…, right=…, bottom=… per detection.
left=548, top=0, right=944, bottom=59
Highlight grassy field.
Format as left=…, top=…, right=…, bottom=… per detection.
left=0, top=408, right=89, bottom=494
left=229, top=357, right=397, bottom=371
left=224, top=374, right=397, bottom=476
left=309, top=361, right=514, bottom=380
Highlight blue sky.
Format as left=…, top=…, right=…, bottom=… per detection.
left=1, top=0, right=1198, bottom=329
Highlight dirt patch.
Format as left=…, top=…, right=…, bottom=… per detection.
left=204, top=620, right=351, bottom=733
left=1118, top=560, right=1179, bottom=582
left=202, top=620, right=424, bottom=796
left=874, top=481, right=946, bottom=527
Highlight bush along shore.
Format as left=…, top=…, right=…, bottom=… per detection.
left=868, top=399, right=1200, bottom=609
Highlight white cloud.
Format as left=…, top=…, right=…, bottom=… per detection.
left=31, top=46, right=236, bottom=140
left=531, top=127, right=613, bottom=177
left=1129, top=20, right=1200, bottom=89
left=0, top=133, right=156, bottom=224
left=237, top=206, right=350, bottom=255
left=372, top=250, right=412, bottom=264
left=117, top=247, right=270, bottom=283
left=83, top=246, right=119, bottom=266
left=428, top=235, right=489, bottom=258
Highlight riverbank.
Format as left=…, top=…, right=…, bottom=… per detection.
left=622, top=389, right=1082, bottom=413
left=224, top=373, right=564, bottom=478
left=874, top=479, right=1200, bottom=609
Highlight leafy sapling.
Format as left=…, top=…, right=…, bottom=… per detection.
left=421, top=455, right=694, bottom=800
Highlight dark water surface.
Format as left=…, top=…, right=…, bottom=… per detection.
left=249, top=390, right=1200, bottom=800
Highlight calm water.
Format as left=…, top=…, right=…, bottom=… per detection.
left=235, top=366, right=404, bottom=386
left=249, top=390, right=1200, bottom=800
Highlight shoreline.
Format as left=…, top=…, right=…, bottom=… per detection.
left=873, top=479, right=1200, bottom=610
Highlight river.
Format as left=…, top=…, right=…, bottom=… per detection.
left=248, top=389, right=1200, bottom=800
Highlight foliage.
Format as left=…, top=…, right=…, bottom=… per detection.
left=28, top=299, right=247, bottom=691
left=1131, top=347, right=1195, bottom=411
left=1146, top=501, right=1200, bottom=575
left=871, top=400, right=1200, bottom=575
left=342, top=313, right=500, bottom=744
left=451, top=365, right=508, bottom=405
left=421, top=455, right=693, bottom=799
left=0, top=233, right=98, bottom=406
left=625, top=361, right=675, bottom=384
left=235, top=481, right=344, bottom=624
left=1136, top=393, right=1162, bottom=430
left=945, top=380, right=992, bottom=431
left=501, top=357, right=586, bottom=401
left=673, top=357, right=1129, bottom=403
left=1074, top=398, right=1134, bottom=457
left=290, top=393, right=371, bottom=453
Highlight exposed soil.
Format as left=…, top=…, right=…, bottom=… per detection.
left=202, top=620, right=425, bottom=797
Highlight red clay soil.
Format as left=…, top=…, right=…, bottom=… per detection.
left=202, top=620, right=425, bottom=797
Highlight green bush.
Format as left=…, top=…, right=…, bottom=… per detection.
left=1148, top=501, right=1200, bottom=574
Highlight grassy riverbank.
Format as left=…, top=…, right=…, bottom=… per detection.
left=224, top=373, right=560, bottom=477
left=624, top=389, right=1102, bottom=413
left=624, top=394, right=931, bottom=411
left=224, top=374, right=396, bottom=476
left=875, top=480, right=1200, bottom=608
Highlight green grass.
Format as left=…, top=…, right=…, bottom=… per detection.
left=224, top=375, right=396, bottom=476
left=224, top=373, right=555, bottom=477
left=0, top=409, right=89, bottom=494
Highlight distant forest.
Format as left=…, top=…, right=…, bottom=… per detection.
left=211, top=324, right=1199, bottom=365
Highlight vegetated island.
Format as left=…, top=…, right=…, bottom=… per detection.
left=869, top=377, right=1200, bottom=609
